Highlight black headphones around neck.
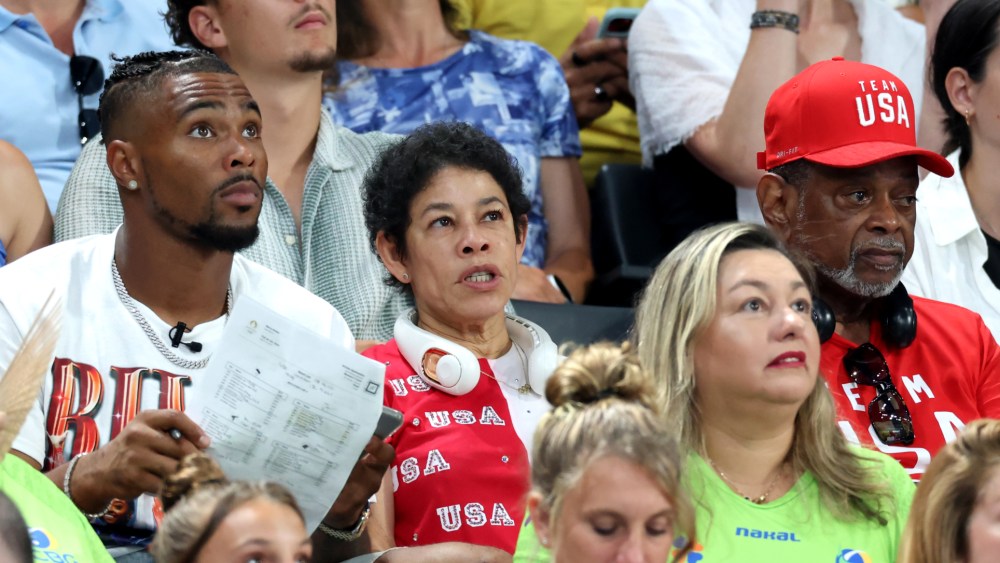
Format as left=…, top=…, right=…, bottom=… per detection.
left=811, top=283, right=917, bottom=348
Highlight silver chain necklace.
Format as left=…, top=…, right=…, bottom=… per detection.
left=111, top=258, right=231, bottom=370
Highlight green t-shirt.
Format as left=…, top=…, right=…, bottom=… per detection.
left=514, top=446, right=914, bottom=563
left=0, top=455, right=113, bottom=563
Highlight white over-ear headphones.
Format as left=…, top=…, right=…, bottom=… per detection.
left=393, top=308, right=558, bottom=396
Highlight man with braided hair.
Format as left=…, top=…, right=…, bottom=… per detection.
left=0, top=50, right=393, bottom=562
left=57, top=0, right=411, bottom=344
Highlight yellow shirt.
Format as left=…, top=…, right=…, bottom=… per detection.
left=453, top=0, right=645, bottom=186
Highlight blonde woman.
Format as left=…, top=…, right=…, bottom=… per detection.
left=632, top=223, right=914, bottom=561
left=517, top=342, right=695, bottom=562
left=900, top=419, right=1000, bottom=563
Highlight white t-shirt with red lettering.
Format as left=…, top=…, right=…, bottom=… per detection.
left=821, top=296, right=1000, bottom=481
left=364, top=339, right=549, bottom=554
left=0, top=233, right=353, bottom=547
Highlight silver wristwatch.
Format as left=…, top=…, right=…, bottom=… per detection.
left=317, top=501, right=371, bottom=541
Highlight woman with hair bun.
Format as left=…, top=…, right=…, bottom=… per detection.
left=151, top=453, right=311, bottom=563
left=516, top=341, right=695, bottom=563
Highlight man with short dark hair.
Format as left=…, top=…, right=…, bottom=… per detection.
left=0, top=50, right=392, bottom=562
left=56, top=0, right=410, bottom=343
left=757, top=58, right=1000, bottom=482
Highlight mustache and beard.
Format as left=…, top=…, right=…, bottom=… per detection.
left=288, top=2, right=338, bottom=73
left=808, top=237, right=906, bottom=298
left=148, top=172, right=262, bottom=253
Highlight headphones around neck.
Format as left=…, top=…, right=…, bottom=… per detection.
left=393, top=309, right=559, bottom=396
left=811, top=283, right=916, bottom=348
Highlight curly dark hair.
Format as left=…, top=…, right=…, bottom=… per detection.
left=163, top=0, right=211, bottom=50
left=363, top=121, right=531, bottom=292
left=99, top=50, right=236, bottom=143
left=931, top=0, right=1000, bottom=168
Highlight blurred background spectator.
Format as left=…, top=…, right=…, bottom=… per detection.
left=903, top=0, right=1000, bottom=338
left=452, top=0, right=643, bottom=188
left=628, top=0, right=935, bottom=245
left=0, top=0, right=174, bottom=211
left=326, top=0, right=592, bottom=304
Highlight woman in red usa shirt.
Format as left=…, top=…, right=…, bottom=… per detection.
left=360, top=123, right=559, bottom=555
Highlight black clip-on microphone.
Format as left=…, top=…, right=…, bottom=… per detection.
left=168, top=322, right=203, bottom=353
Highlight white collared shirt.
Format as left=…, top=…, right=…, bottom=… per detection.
left=903, top=150, right=1000, bottom=337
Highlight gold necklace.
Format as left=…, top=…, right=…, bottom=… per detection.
left=481, top=341, right=533, bottom=395
left=708, top=458, right=787, bottom=505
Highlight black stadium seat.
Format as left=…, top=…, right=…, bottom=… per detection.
left=512, top=299, right=634, bottom=347
left=587, top=163, right=666, bottom=307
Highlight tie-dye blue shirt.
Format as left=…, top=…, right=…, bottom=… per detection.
left=324, top=30, right=582, bottom=268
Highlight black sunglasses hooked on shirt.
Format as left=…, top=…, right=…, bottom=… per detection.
left=842, top=343, right=915, bottom=446
left=71, top=55, right=103, bottom=145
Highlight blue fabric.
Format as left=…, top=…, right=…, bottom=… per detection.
left=0, top=0, right=175, bottom=212
left=323, top=31, right=582, bottom=268
left=0, top=239, right=6, bottom=267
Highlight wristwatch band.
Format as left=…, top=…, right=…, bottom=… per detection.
left=318, top=501, right=371, bottom=541
left=750, top=10, right=800, bottom=34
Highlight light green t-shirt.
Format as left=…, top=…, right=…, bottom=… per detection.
left=514, top=446, right=914, bottom=563
left=0, top=455, right=113, bottom=563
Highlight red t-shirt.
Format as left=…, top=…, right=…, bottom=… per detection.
left=364, top=340, right=531, bottom=553
left=821, top=296, right=1000, bottom=481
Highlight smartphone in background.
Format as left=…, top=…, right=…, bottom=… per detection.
left=597, top=7, right=641, bottom=39
left=374, top=405, right=404, bottom=439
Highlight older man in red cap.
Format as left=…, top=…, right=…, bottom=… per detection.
left=757, top=57, right=1000, bottom=482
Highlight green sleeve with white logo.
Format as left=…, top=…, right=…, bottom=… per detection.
left=0, top=455, right=114, bottom=563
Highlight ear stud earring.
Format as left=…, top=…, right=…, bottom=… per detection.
left=127, top=180, right=139, bottom=191
left=402, top=273, right=409, bottom=281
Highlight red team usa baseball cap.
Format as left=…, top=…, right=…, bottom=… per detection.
left=757, top=57, right=954, bottom=178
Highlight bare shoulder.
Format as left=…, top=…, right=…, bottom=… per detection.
left=0, top=140, right=34, bottom=175
left=0, top=140, right=43, bottom=216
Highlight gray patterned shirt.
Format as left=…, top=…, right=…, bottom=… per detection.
left=55, top=111, right=412, bottom=340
